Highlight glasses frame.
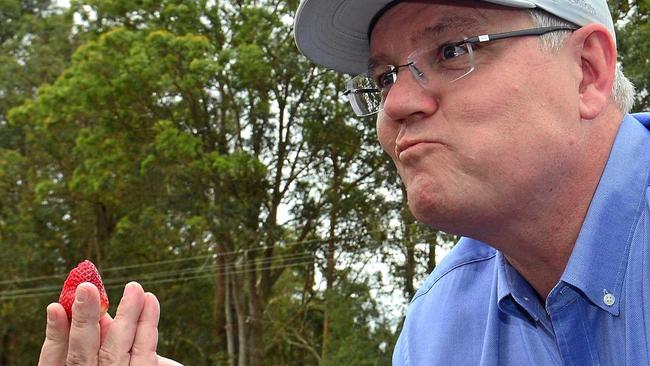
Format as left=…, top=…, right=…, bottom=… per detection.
left=343, top=25, right=578, bottom=117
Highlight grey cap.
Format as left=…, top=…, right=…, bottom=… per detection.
left=294, top=0, right=616, bottom=75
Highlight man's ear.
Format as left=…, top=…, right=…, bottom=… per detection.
left=569, top=24, right=617, bottom=120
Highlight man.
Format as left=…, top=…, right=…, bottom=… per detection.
left=294, top=0, right=649, bottom=365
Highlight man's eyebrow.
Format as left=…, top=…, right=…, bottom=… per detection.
left=367, top=55, right=385, bottom=71
left=367, top=14, right=488, bottom=70
left=410, top=15, right=485, bottom=44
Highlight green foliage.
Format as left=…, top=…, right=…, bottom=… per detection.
left=0, top=1, right=408, bottom=365
left=612, top=0, right=650, bottom=111
left=265, top=270, right=394, bottom=366
left=321, top=280, right=393, bottom=366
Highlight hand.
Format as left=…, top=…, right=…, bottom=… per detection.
left=38, top=281, right=182, bottom=366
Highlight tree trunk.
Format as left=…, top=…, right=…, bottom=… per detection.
left=321, top=235, right=335, bottom=362
left=224, top=268, right=237, bottom=366
left=1, top=327, right=10, bottom=366
left=230, top=266, right=248, bottom=366
left=247, top=254, right=264, bottom=366
left=214, top=252, right=227, bottom=344
left=401, top=187, right=416, bottom=299
left=92, top=201, right=116, bottom=262
left=427, top=241, right=437, bottom=273
left=322, top=157, right=340, bottom=362
left=404, top=239, right=416, bottom=299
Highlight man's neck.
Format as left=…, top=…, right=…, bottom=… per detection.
left=490, top=111, right=623, bottom=300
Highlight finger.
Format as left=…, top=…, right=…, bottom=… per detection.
left=38, top=303, right=70, bottom=366
left=66, top=283, right=101, bottom=366
left=129, top=292, right=160, bottom=365
left=158, top=355, right=185, bottom=366
left=100, top=313, right=114, bottom=346
left=99, top=282, right=146, bottom=365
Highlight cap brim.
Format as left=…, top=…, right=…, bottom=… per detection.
left=294, top=0, right=539, bottom=75
left=295, top=0, right=614, bottom=75
left=294, top=0, right=394, bottom=75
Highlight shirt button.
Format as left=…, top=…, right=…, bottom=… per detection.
left=603, top=293, right=616, bottom=306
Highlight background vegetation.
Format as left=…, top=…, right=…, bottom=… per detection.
left=0, top=0, right=648, bottom=365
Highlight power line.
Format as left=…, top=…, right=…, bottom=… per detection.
left=0, top=228, right=399, bottom=286
left=105, top=252, right=314, bottom=284
left=0, top=252, right=316, bottom=297
left=0, top=251, right=316, bottom=298
left=0, top=259, right=315, bottom=302
left=0, top=231, right=442, bottom=302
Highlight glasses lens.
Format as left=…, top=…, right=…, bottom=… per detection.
left=343, top=43, right=476, bottom=116
left=345, top=75, right=383, bottom=116
left=408, top=42, right=475, bottom=87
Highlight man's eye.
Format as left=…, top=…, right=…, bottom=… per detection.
left=375, top=72, right=396, bottom=89
left=440, top=44, right=469, bottom=61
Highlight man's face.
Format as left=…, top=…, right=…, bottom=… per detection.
left=371, top=0, right=584, bottom=238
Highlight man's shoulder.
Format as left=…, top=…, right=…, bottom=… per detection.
left=394, top=238, right=499, bottom=365
left=412, top=237, right=496, bottom=303
left=630, top=112, right=650, bottom=130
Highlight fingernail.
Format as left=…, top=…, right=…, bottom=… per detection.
left=123, top=282, right=134, bottom=297
left=76, top=287, right=88, bottom=303
left=47, top=307, right=56, bottom=322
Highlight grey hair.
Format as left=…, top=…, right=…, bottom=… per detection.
left=528, top=9, right=636, bottom=114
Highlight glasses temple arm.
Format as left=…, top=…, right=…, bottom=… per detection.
left=463, top=26, right=578, bottom=45
left=343, top=88, right=380, bottom=96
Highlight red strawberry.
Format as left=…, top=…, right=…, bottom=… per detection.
left=58, top=260, right=109, bottom=320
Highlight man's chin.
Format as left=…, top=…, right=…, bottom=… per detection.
left=408, top=197, right=444, bottom=226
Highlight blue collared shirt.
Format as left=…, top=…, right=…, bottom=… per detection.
left=393, top=113, right=650, bottom=365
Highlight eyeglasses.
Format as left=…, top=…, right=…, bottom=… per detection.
left=343, top=26, right=577, bottom=117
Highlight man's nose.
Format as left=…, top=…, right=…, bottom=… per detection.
left=381, top=68, right=438, bottom=122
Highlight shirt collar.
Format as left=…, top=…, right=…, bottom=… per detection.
left=561, top=114, right=650, bottom=315
left=496, top=251, right=545, bottom=323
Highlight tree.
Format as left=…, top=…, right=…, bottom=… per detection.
left=2, top=0, right=398, bottom=364
left=610, top=0, right=650, bottom=111
left=0, top=1, right=75, bottom=363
